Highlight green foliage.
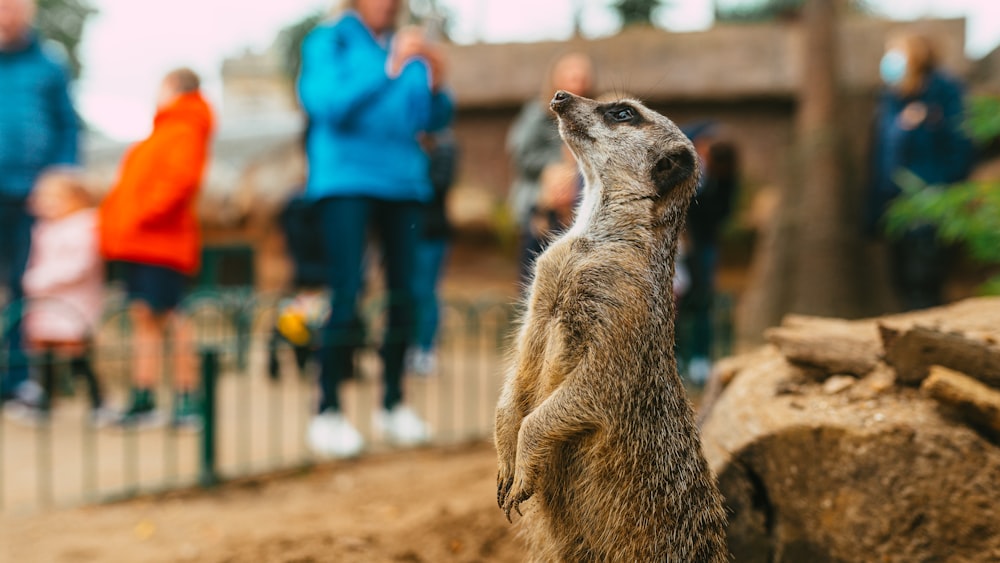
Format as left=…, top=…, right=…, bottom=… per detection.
left=885, top=95, right=1000, bottom=295
left=610, top=0, right=668, bottom=27
left=965, top=96, right=1000, bottom=145
left=36, top=0, right=97, bottom=78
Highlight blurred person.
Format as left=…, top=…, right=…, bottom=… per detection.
left=298, top=0, right=454, bottom=458
left=680, top=123, right=739, bottom=384
left=0, top=0, right=80, bottom=405
left=99, top=68, right=214, bottom=426
left=268, top=190, right=330, bottom=380
left=866, top=33, right=974, bottom=310
left=533, top=143, right=581, bottom=240
left=13, top=168, right=108, bottom=423
left=407, top=128, right=458, bottom=377
left=507, top=51, right=593, bottom=288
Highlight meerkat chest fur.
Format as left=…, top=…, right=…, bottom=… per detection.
left=495, top=92, right=729, bottom=563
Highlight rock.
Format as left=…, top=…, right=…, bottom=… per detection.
left=697, top=347, right=785, bottom=426
left=766, top=315, right=880, bottom=377
left=881, top=324, right=1000, bottom=388
left=821, top=375, right=855, bottom=394
left=922, top=365, right=1000, bottom=440
left=701, top=346, right=1000, bottom=562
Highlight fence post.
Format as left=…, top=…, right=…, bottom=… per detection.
left=199, top=347, right=220, bottom=488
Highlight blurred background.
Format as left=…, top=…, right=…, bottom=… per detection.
left=4, top=1, right=1000, bottom=559
left=60, top=0, right=999, bottom=346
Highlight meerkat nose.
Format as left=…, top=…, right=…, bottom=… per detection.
left=551, top=90, right=572, bottom=112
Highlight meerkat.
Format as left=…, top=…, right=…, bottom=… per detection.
left=495, top=91, right=729, bottom=562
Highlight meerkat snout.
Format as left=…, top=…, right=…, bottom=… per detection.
left=550, top=89, right=572, bottom=111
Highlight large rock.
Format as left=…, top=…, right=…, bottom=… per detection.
left=701, top=298, right=1000, bottom=562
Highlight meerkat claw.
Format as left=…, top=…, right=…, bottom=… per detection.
left=498, top=475, right=513, bottom=509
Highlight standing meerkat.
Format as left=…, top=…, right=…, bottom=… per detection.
left=495, top=91, right=729, bottom=562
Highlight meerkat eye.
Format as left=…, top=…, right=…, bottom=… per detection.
left=610, top=107, right=635, bottom=122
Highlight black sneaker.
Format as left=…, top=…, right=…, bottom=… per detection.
left=171, top=392, right=201, bottom=429
left=117, top=389, right=160, bottom=427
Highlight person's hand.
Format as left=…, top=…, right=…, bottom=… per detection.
left=898, top=101, right=928, bottom=131
left=422, top=43, right=448, bottom=91
left=538, top=161, right=578, bottom=226
left=388, top=26, right=426, bottom=77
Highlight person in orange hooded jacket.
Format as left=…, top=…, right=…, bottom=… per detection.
left=99, top=68, right=214, bottom=425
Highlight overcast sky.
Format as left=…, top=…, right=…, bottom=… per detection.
left=75, top=0, right=1000, bottom=141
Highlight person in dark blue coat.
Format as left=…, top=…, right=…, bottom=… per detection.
left=867, top=33, right=973, bottom=311
left=297, top=0, right=454, bottom=458
left=407, top=128, right=458, bottom=377
left=0, top=0, right=80, bottom=404
left=679, top=122, right=739, bottom=385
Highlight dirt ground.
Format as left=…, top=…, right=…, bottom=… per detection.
left=1, top=441, right=525, bottom=563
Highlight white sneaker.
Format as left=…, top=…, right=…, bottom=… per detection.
left=376, top=405, right=431, bottom=446
left=3, top=400, right=49, bottom=426
left=308, top=410, right=364, bottom=459
left=407, top=349, right=437, bottom=378
left=89, top=407, right=119, bottom=428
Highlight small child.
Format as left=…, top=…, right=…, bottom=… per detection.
left=19, top=168, right=108, bottom=423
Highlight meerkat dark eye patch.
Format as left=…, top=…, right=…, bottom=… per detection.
left=651, top=148, right=695, bottom=196
left=600, top=104, right=645, bottom=126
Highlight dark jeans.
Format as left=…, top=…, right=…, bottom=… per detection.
left=316, top=196, right=422, bottom=413
left=413, top=238, right=449, bottom=351
left=0, top=199, right=33, bottom=398
left=889, top=225, right=948, bottom=311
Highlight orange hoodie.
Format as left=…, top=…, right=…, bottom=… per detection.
left=99, top=92, right=214, bottom=276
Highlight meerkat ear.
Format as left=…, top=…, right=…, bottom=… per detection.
left=651, top=149, right=695, bottom=197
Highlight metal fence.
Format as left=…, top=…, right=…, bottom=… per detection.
left=0, top=287, right=735, bottom=515
left=0, top=290, right=516, bottom=514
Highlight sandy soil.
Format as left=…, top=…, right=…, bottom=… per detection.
left=1, top=441, right=525, bottom=563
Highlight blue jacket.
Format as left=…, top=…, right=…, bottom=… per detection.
left=866, top=71, right=973, bottom=232
left=0, top=33, right=79, bottom=201
left=297, top=13, right=454, bottom=202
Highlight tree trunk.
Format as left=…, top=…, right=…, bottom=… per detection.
left=737, top=0, right=870, bottom=345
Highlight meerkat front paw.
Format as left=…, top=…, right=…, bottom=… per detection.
left=501, top=466, right=534, bottom=522
left=497, top=466, right=513, bottom=509
left=496, top=456, right=521, bottom=512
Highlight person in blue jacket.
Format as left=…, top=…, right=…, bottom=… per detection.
left=867, top=32, right=973, bottom=311
left=0, top=0, right=80, bottom=405
left=298, top=0, right=453, bottom=459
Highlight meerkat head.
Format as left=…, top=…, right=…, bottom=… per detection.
left=549, top=90, right=699, bottom=219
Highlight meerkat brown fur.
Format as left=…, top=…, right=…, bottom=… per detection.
left=495, top=91, right=729, bottom=562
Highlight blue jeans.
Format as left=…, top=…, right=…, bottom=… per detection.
left=315, top=196, right=422, bottom=413
left=0, top=199, right=32, bottom=398
left=413, top=238, right=449, bottom=352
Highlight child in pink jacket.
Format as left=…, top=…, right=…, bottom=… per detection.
left=19, top=168, right=106, bottom=421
